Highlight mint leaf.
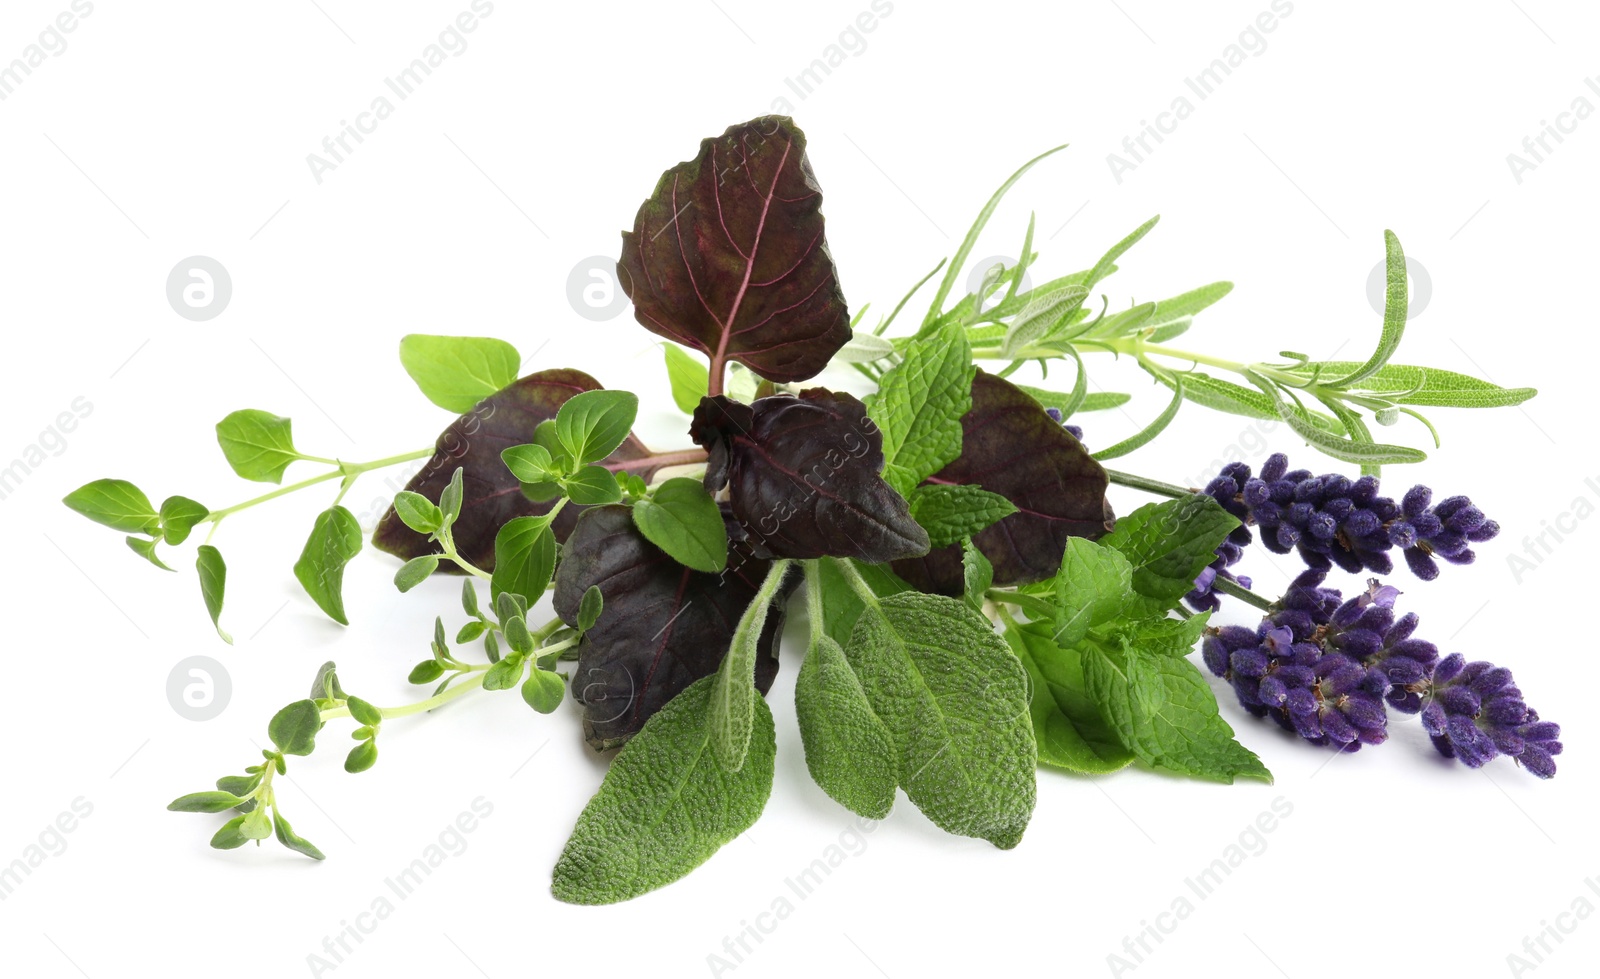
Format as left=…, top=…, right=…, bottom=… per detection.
left=196, top=544, right=232, bottom=644
left=1003, top=617, right=1134, bottom=775
left=293, top=505, right=363, bottom=625
left=795, top=634, right=896, bottom=819
left=490, top=515, right=556, bottom=604
left=215, top=409, right=301, bottom=484
left=398, top=334, right=521, bottom=413
left=663, top=343, right=710, bottom=415
left=268, top=700, right=322, bottom=756
left=961, top=537, right=993, bottom=612
left=552, top=676, right=775, bottom=905
left=1100, top=495, right=1239, bottom=614
left=908, top=483, right=1017, bottom=548
left=709, top=561, right=792, bottom=771
left=1052, top=538, right=1134, bottom=646
left=866, top=319, right=975, bottom=497
left=273, top=810, right=326, bottom=860
left=845, top=590, right=1035, bottom=848
left=631, top=477, right=728, bottom=573
left=555, top=390, right=639, bottom=466
left=158, top=495, right=210, bottom=545
left=1079, top=619, right=1270, bottom=784
left=63, top=479, right=161, bottom=534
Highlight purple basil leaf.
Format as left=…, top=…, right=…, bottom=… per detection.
left=690, top=389, right=930, bottom=564
left=893, top=370, right=1114, bottom=593
left=373, top=369, right=666, bottom=570
left=618, top=116, right=851, bottom=385
left=552, top=505, right=793, bottom=749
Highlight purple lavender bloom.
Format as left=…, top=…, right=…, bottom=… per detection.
left=1201, top=571, right=1561, bottom=776
left=1043, top=407, right=1085, bottom=446
left=1187, top=454, right=1500, bottom=609
left=1421, top=654, right=1563, bottom=778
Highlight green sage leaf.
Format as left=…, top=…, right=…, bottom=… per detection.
left=795, top=634, right=896, bottom=819
left=844, top=589, right=1035, bottom=848
left=551, top=676, right=775, bottom=905
left=709, top=560, right=793, bottom=771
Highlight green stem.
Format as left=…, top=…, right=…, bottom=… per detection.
left=968, top=335, right=1309, bottom=390
left=204, top=448, right=434, bottom=523
left=804, top=561, right=829, bottom=648
left=1104, top=468, right=1195, bottom=498
left=984, top=588, right=1056, bottom=621
left=1214, top=575, right=1275, bottom=612
left=320, top=672, right=488, bottom=723
left=828, top=557, right=881, bottom=610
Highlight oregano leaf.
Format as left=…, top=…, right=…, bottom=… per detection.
left=398, top=334, right=521, bottom=413
left=63, top=479, right=161, bottom=534
left=215, top=409, right=301, bottom=484
left=196, top=545, right=232, bottom=644
left=292, top=505, right=363, bottom=626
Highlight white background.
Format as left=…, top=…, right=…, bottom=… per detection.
left=2, top=2, right=1596, bottom=977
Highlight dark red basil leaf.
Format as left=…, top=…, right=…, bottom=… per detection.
left=691, top=389, right=930, bottom=564
left=553, top=505, right=793, bottom=749
left=617, top=116, right=851, bottom=385
left=893, top=370, right=1114, bottom=593
left=373, top=369, right=665, bottom=570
